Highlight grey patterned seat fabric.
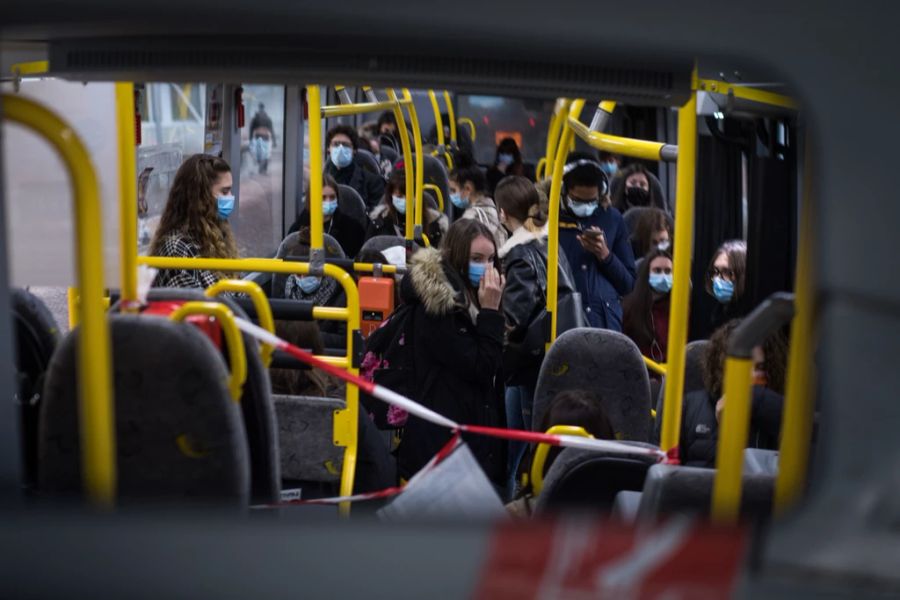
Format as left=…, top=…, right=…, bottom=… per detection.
left=420, top=154, right=450, bottom=215
left=355, top=149, right=382, bottom=176
left=637, top=464, right=774, bottom=521
left=653, top=340, right=710, bottom=444
left=39, top=314, right=250, bottom=506
left=336, top=184, right=370, bottom=232
left=274, top=394, right=345, bottom=483
left=533, top=328, right=652, bottom=442
left=145, top=289, right=281, bottom=504
left=535, top=442, right=660, bottom=513
left=272, top=231, right=346, bottom=300
left=358, top=235, right=406, bottom=258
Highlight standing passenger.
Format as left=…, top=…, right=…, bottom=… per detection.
left=150, top=154, right=238, bottom=288
left=397, top=220, right=507, bottom=487
left=450, top=165, right=508, bottom=247
left=487, top=137, right=532, bottom=196
left=325, top=125, right=386, bottom=211
left=557, top=152, right=636, bottom=331
left=622, top=247, right=675, bottom=364
left=612, top=163, right=668, bottom=213
left=706, top=239, right=749, bottom=333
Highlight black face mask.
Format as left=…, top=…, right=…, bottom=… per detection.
left=625, top=186, right=650, bottom=207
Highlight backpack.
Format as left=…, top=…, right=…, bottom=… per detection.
left=359, top=303, right=416, bottom=429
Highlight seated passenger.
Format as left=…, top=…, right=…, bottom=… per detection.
left=269, top=320, right=332, bottom=397
left=622, top=248, right=675, bottom=365
left=450, top=165, right=507, bottom=247
left=674, top=319, right=787, bottom=468
left=288, top=174, right=366, bottom=259
left=325, top=124, right=386, bottom=211
left=282, top=227, right=347, bottom=350
left=150, top=154, right=238, bottom=288
left=630, top=207, right=673, bottom=260
left=396, top=220, right=507, bottom=488
left=507, top=389, right=615, bottom=515
left=556, top=152, right=636, bottom=331
left=705, top=239, right=750, bottom=336
left=612, top=163, right=667, bottom=213
left=486, top=137, right=533, bottom=196
left=366, top=163, right=448, bottom=247
left=598, top=151, right=622, bottom=180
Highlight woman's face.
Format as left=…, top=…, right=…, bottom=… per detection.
left=648, top=256, right=673, bottom=276
left=322, top=185, right=337, bottom=203
left=625, top=172, right=650, bottom=192
left=469, top=235, right=495, bottom=266
left=211, top=171, right=233, bottom=199
left=711, top=251, right=734, bottom=282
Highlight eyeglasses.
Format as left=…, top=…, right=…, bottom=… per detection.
left=708, top=267, right=735, bottom=280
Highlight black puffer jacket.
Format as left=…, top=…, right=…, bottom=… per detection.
left=678, top=386, right=785, bottom=467
left=499, top=227, right=580, bottom=387
left=397, top=247, right=507, bottom=485
left=326, top=156, right=386, bottom=211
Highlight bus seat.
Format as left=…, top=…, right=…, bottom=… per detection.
left=653, top=340, right=710, bottom=444
left=533, top=328, right=652, bottom=442
left=611, top=170, right=670, bottom=214
left=358, top=235, right=406, bottom=261
left=379, top=145, right=398, bottom=168
left=744, top=448, right=779, bottom=476
left=273, top=232, right=346, bottom=299
left=11, top=288, right=61, bottom=491
left=355, top=149, right=381, bottom=176
left=38, top=314, right=250, bottom=506
left=420, top=154, right=451, bottom=217
left=636, top=464, right=774, bottom=521
left=336, top=184, right=370, bottom=231
left=612, top=490, right=643, bottom=523
left=144, top=288, right=281, bottom=504
left=273, top=394, right=344, bottom=483
left=534, top=443, right=659, bottom=514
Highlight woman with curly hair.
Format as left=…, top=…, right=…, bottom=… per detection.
left=150, top=154, right=239, bottom=288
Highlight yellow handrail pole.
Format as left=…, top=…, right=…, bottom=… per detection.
left=775, top=138, right=817, bottom=514
left=3, top=94, right=116, bottom=506
left=170, top=302, right=247, bottom=401
left=116, top=83, right=139, bottom=310
left=643, top=356, right=667, bottom=377
left=567, top=116, right=678, bottom=162
left=458, top=118, right=477, bottom=142
left=711, top=357, right=754, bottom=522
left=307, top=85, right=324, bottom=251
left=67, top=287, right=79, bottom=328
left=659, top=81, right=698, bottom=454
left=423, top=183, right=445, bottom=212
left=545, top=99, right=583, bottom=350
left=403, top=88, right=426, bottom=240
left=387, top=89, right=415, bottom=243
left=443, top=90, right=457, bottom=144
left=321, top=98, right=412, bottom=118
left=428, top=90, right=445, bottom=148
left=535, top=157, right=547, bottom=181
left=544, top=99, right=566, bottom=177
left=10, top=60, right=49, bottom=76
left=205, top=279, right=276, bottom=367
left=696, top=78, right=798, bottom=111
left=531, top=425, right=592, bottom=495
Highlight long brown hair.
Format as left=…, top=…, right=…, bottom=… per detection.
left=494, top=175, right=546, bottom=233
left=622, top=247, right=673, bottom=352
left=632, top=208, right=673, bottom=257
left=440, top=218, right=498, bottom=307
left=150, top=154, right=238, bottom=259
left=703, top=319, right=789, bottom=398
left=704, top=239, right=747, bottom=302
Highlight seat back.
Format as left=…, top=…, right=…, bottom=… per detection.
left=535, top=443, right=659, bottom=513
left=611, top=170, right=669, bottom=214
left=11, top=288, right=61, bottom=490
left=39, top=314, right=250, bottom=505
left=337, top=184, right=369, bottom=232
left=420, top=154, right=451, bottom=216
left=533, top=328, right=652, bottom=442
left=637, top=464, right=774, bottom=521
left=274, top=394, right=345, bottom=483
left=146, top=288, right=280, bottom=504
left=355, top=149, right=381, bottom=176
left=653, top=340, right=710, bottom=442
left=272, top=231, right=346, bottom=299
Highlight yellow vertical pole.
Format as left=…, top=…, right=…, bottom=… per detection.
left=659, top=75, right=698, bottom=454
left=544, top=99, right=568, bottom=181
left=67, top=287, right=79, bottom=329
left=546, top=99, right=583, bottom=348
left=775, top=137, right=817, bottom=514
left=403, top=89, right=425, bottom=239
left=443, top=90, right=457, bottom=145
left=387, top=89, right=415, bottom=242
left=3, top=94, right=116, bottom=506
left=116, top=83, right=138, bottom=309
left=428, top=90, right=445, bottom=149
left=711, top=357, right=754, bottom=522
left=307, top=85, right=324, bottom=251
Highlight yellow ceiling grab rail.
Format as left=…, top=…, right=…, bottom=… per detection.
left=205, top=279, right=276, bottom=368
left=458, top=117, right=476, bottom=142
left=697, top=78, right=798, bottom=111
left=170, top=302, right=247, bottom=402
left=567, top=111, right=678, bottom=162
left=530, top=425, right=592, bottom=496
left=2, top=93, right=117, bottom=507
left=443, top=90, right=457, bottom=145
left=427, top=90, right=453, bottom=170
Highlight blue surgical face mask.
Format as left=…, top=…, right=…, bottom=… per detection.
left=568, top=197, right=598, bottom=218
left=712, top=277, right=734, bottom=303
left=297, top=276, right=321, bottom=294
left=217, top=194, right=235, bottom=220
left=322, top=198, right=338, bottom=217
left=600, top=161, right=618, bottom=177
left=649, top=273, right=673, bottom=294
left=450, top=193, right=469, bottom=210
left=468, top=262, right=487, bottom=287
left=498, top=152, right=514, bottom=166
left=392, top=195, right=407, bottom=215
left=250, top=136, right=272, bottom=162
left=330, top=145, right=354, bottom=169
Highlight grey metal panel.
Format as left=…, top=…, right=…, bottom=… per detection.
left=283, top=84, right=304, bottom=235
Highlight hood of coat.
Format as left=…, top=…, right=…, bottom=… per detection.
left=402, top=247, right=478, bottom=321
left=498, top=226, right=542, bottom=259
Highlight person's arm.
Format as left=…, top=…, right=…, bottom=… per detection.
left=501, top=255, right=541, bottom=343
left=596, top=218, right=636, bottom=296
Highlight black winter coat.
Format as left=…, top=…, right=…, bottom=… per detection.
left=396, top=247, right=507, bottom=485
left=676, top=386, right=784, bottom=468
left=288, top=207, right=366, bottom=259
left=326, top=157, right=386, bottom=211
left=499, top=227, right=580, bottom=386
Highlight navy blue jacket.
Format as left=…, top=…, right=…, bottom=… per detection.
left=558, top=202, right=636, bottom=330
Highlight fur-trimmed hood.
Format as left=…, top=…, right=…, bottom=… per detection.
left=498, top=226, right=543, bottom=259
left=402, top=247, right=478, bottom=322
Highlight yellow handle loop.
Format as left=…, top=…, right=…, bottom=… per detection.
left=535, top=157, right=547, bottom=180
left=205, top=279, right=275, bottom=367
left=458, top=117, right=476, bottom=141
left=170, top=302, right=247, bottom=402
left=530, top=425, right=592, bottom=496
left=423, top=183, right=445, bottom=212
